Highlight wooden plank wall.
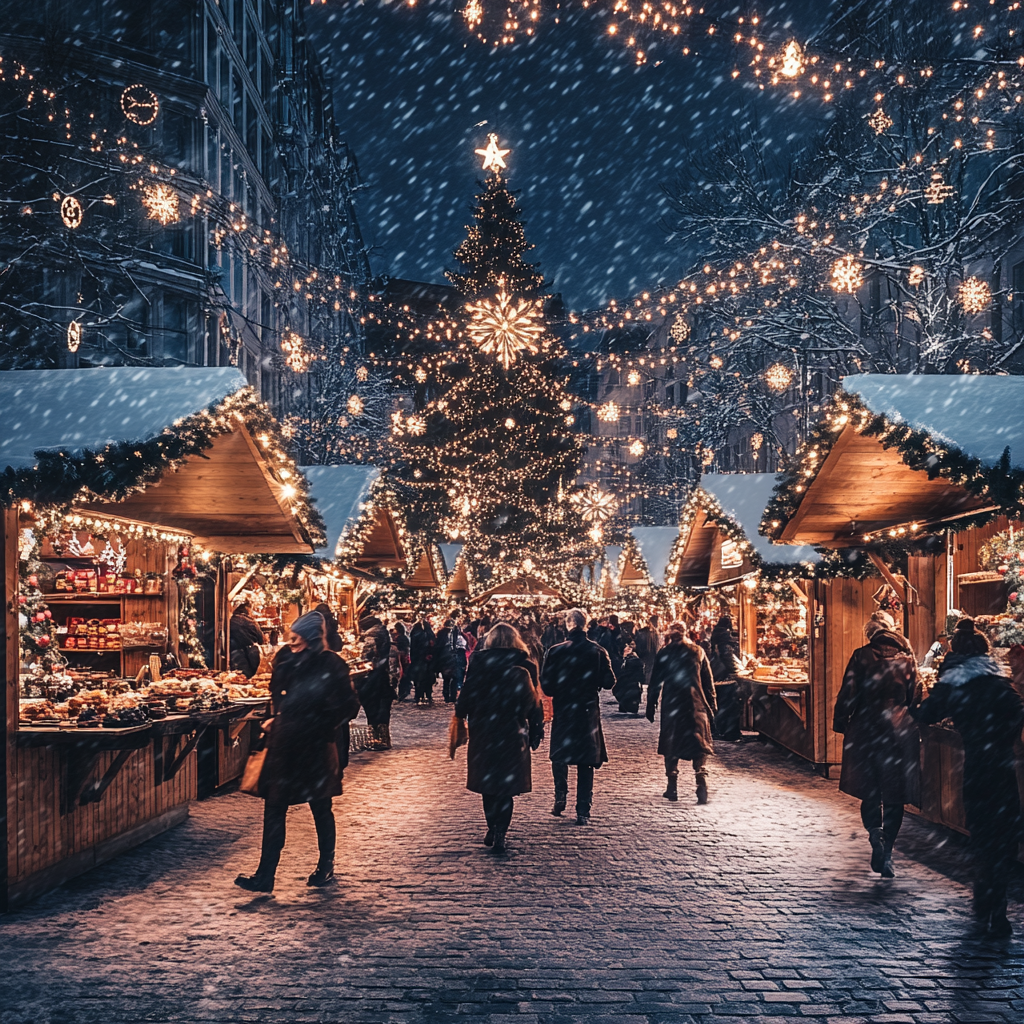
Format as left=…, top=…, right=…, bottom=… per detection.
left=907, top=554, right=941, bottom=662
left=10, top=741, right=195, bottom=884
left=2, top=509, right=18, bottom=911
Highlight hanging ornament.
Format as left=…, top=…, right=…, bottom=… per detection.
left=867, top=107, right=893, bottom=135
left=66, top=320, right=82, bottom=353
left=669, top=314, right=691, bottom=343
left=830, top=254, right=863, bottom=293
left=142, top=183, right=179, bottom=225
left=597, top=401, right=619, bottom=423
left=121, top=84, right=159, bottom=125
left=750, top=431, right=764, bottom=452
left=627, top=369, right=641, bottom=386
left=280, top=329, right=312, bottom=372
left=466, top=287, right=545, bottom=369
left=628, top=439, right=645, bottom=457
left=764, top=363, right=793, bottom=392
left=959, top=276, right=991, bottom=314
left=347, top=394, right=364, bottom=416
left=924, top=172, right=954, bottom=205
left=60, top=195, right=83, bottom=229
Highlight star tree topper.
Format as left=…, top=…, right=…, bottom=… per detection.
left=475, top=133, right=510, bottom=174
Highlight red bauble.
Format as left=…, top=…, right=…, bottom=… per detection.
left=37, top=635, right=50, bottom=647
left=43, top=610, right=51, bottom=619
left=999, top=565, right=1009, bottom=575
left=1011, top=592, right=1019, bottom=603
left=28, top=575, right=38, bottom=588
left=18, top=596, right=26, bottom=605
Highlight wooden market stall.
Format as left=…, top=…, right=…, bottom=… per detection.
left=440, top=543, right=469, bottom=602
left=0, top=367, right=321, bottom=908
left=763, top=373, right=1024, bottom=827
left=665, top=473, right=855, bottom=769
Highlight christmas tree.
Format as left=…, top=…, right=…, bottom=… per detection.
left=394, top=139, right=594, bottom=589
left=446, top=137, right=544, bottom=300
left=18, top=534, right=65, bottom=695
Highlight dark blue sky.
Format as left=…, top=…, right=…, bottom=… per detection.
left=309, top=1, right=829, bottom=309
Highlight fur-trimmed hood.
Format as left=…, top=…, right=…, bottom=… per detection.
left=937, top=654, right=1007, bottom=687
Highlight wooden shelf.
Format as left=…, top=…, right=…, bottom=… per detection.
left=44, top=595, right=122, bottom=603
left=59, top=647, right=121, bottom=654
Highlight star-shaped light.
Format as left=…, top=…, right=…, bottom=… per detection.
left=465, top=287, right=544, bottom=369
left=570, top=485, right=617, bottom=524
left=475, top=132, right=510, bottom=173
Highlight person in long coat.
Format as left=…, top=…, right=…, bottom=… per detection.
left=314, top=602, right=344, bottom=653
left=612, top=644, right=645, bottom=714
left=410, top=618, right=436, bottom=704
left=356, top=618, right=396, bottom=749
left=633, top=616, right=661, bottom=689
left=454, top=623, right=544, bottom=854
left=235, top=612, right=360, bottom=893
left=540, top=608, right=617, bottom=825
left=912, top=618, right=1024, bottom=937
left=645, top=624, right=717, bottom=803
left=833, top=616, right=921, bottom=879
left=229, top=602, right=266, bottom=678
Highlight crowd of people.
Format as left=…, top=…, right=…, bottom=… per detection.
left=228, top=598, right=1024, bottom=940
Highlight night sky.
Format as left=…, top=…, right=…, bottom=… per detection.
left=308, top=1, right=830, bottom=310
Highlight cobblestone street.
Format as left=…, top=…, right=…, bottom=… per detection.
left=1, top=700, right=1022, bottom=1024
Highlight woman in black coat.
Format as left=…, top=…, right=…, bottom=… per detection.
left=913, top=619, right=1024, bottom=937
left=833, top=617, right=921, bottom=879
left=235, top=612, right=360, bottom=893
left=410, top=619, right=436, bottom=705
left=314, top=602, right=344, bottom=653
left=454, top=624, right=544, bottom=854
left=645, top=624, right=717, bottom=803
left=612, top=644, right=645, bottom=714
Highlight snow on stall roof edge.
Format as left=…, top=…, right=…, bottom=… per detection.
left=301, top=465, right=381, bottom=561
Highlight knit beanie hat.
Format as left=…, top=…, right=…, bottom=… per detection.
left=290, top=611, right=327, bottom=653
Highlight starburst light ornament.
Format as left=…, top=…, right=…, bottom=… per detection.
left=629, top=439, right=645, bottom=457
left=465, top=287, right=545, bottom=369
left=142, top=183, right=179, bottom=225
left=280, top=330, right=311, bottom=373
left=414, top=366, right=428, bottom=383
left=597, top=401, right=619, bottom=423
left=959, top=276, right=991, bottom=314
left=407, top=415, right=427, bottom=436
left=669, top=313, right=691, bottom=343
left=868, top=108, right=893, bottom=135
left=347, top=394, right=364, bottom=416
left=627, top=369, right=641, bottom=386
left=831, top=254, right=863, bottom=294
left=571, top=485, right=617, bottom=523
left=765, top=363, right=793, bottom=392
left=463, top=0, right=483, bottom=29
left=475, top=132, right=510, bottom=174
left=560, top=398, right=573, bottom=412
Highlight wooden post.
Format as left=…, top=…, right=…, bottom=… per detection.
left=1, top=508, right=17, bottom=912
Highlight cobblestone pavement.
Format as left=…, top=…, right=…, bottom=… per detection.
left=2, top=698, right=1023, bottom=1024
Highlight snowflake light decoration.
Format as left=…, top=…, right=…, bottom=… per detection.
left=669, top=314, right=690, bottom=343
left=281, top=329, right=312, bottom=373
left=597, top=401, right=619, bottom=423
left=868, top=108, right=893, bottom=135
left=666, top=427, right=678, bottom=440
left=121, top=84, right=159, bottom=125
left=465, top=287, right=545, bottom=369
left=67, top=320, right=82, bottom=352
left=831, top=254, right=863, bottom=293
left=414, top=366, right=428, bottom=383
left=627, top=369, right=641, bottom=386
left=407, top=415, right=427, bottom=436
left=571, top=485, right=617, bottom=523
left=628, top=439, right=645, bottom=457
left=142, top=183, right=179, bottom=225
left=765, top=363, right=793, bottom=392
left=559, top=398, right=573, bottom=412
left=60, top=195, right=83, bottom=229
left=347, top=394, right=364, bottom=416
left=924, top=172, right=954, bottom=205
left=959, top=276, right=991, bottom=314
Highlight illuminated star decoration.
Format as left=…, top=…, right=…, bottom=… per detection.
left=959, top=276, right=991, bottom=314
left=465, top=287, right=545, bottom=369
left=475, top=132, right=510, bottom=174
left=142, top=183, right=179, bottom=225
left=830, top=254, right=863, bottom=294
left=463, top=0, right=483, bottom=29
left=570, top=485, right=618, bottom=523
left=867, top=108, right=893, bottom=135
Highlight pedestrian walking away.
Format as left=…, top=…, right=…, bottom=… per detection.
left=912, top=618, right=1024, bottom=937
left=540, top=608, right=617, bottom=825
left=633, top=615, right=661, bottom=689
left=410, top=617, right=437, bottom=704
left=453, top=623, right=544, bottom=854
left=356, top=616, right=397, bottom=750
left=612, top=643, right=645, bottom=714
left=645, top=622, right=717, bottom=804
left=832, top=610, right=921, bottom=879
left=235, top=611, right=361, bottom=893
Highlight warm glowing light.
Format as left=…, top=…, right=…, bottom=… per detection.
left=868, top=108, right=893, bottom=134
left=571, top=485, right=618, bottom=523
left=356, top=365, right=369, bottom=381
left=465, top=287, right=545, bottom=369
left=908, top=265, right=925, bottom=286
left=347, top=394, right=364, bottom=416
left=780, top=40, right=805, bottom=78
left=830, top=254, right=863, bottom=293
left=142, top=183, right=179, bottom=225
left=504, top=417, right=516, bottom=429
left=407, top=415, right=427, bottom=436
left=765, top=363, right=793, bottom=392
left=666, top=427, right=678, bottom=440
left=709, top=355, right=723, bottom=369
left=627, top=369, right=641, bottom=386
left=67, top=320, right=82, bottom=352
left=597, top=401, right=619, bottom=423
left=475, top=132, right=510, bottom=173
left=121, top=84, right=159, bottom=125
left=959, top=276, right=991, bottom=313
left=414, top=366, right=428, bottom=383
left=281, top=329, right=312, bottom=373
left=669, top=313, right=690, bottom=343
left=559, top=398, right=573, bottom=412
left=628, top=439, right=645, bottom=457
left=702, top=448, right=715, bottom=467
left=60, top=195, right=83, bottom=229
left=463, top=0, right=483, bottom=29
left=750, top=431, right=763, bottom=452
left=924, top=172, right=954, bottom=205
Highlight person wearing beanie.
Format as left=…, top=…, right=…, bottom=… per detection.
left=833, top=612, right=921, bottom=879
left=235, top=611, right=360, bottom=893
left=913, top=618, right=1024, bottom=937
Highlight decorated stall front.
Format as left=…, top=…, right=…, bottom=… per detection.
left=666, top=473, right=846, bottom=766
left=1, top=367, right=321, bottom=908
left=763, top=374, right=1024, bottom=828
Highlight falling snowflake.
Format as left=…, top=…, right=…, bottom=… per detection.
left=465, top=288, right=545, bottom=369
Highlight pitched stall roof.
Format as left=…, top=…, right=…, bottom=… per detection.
left=764, top=375, right=1024, bottom=548
left=0, top=367, right=320, bottom=554
left=671, top=473, right=820, bottom=587
left=620, top=527, right=678, bottom=587
left=301, top=464, right=405, bottom=569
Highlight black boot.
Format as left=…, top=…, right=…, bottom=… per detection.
left=663, top=774, right=678, bottom=802
left=235, top=870, right=275, bottom=893
left=306, top=860, right=335, bottom=887
left=551, top=796, right=566, bottom=816
left=484, top=828, right=494, bottom=847
left=868, top=828, right=886, bottom=874
left=490, top=829, right=507, bottom=854
left=880, top=838, right=896, bottom=879
left=696, top=777, right=709, bottom=805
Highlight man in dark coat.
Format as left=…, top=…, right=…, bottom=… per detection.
left=913, top=618, right=1024, bottom=937
left=455, top=624, right=544, bottom=853
left=646, top=624, right=717, bottom=803
left=597, top=614, right=626, bottom=677
left=236, top=612, right=361, bottom=893
left=833, top=615, right=921, bottom=879
left=540, top=608, right=617, bottom=824
left=612, top=644, right=645, bottom=714
left=410, top=618, right=436, bottom=704
left=229, top=602, right=265, bottom=678
left=633, top=616, right=661, bottom=689
left=357, top=617, right=396, bottom=749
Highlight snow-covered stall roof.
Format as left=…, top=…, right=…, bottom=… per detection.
left=0, top=367, right=247, bottom=470
left=438, top=543, right=464, bottom=573
left=844, top=374, right=1024, bottom=470
left=702, top=474, right=820, bottom=567
left=630, top=527, right=679, bottom=585
left=302, top=465, right=380, bottom=560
